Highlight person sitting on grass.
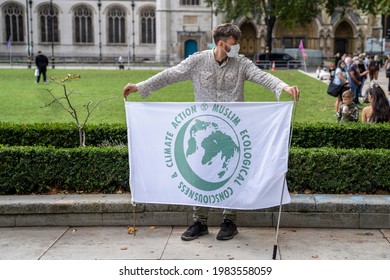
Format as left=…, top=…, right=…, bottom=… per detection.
left=338, top=90, right=359, bottom=122
left=361, top=83, right=390, bottom=123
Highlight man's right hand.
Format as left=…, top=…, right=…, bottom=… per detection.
left=123, top=83, right=138, bottom=98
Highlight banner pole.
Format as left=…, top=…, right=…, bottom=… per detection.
left=272, top=100, right=298, bottom=260
left=124, top=97, right=139, bottom=236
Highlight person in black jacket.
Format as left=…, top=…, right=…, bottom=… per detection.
left=35, top=51, right=49, bottom=84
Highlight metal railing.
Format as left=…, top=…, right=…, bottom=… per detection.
left=254, top=60, right=302, bottom=70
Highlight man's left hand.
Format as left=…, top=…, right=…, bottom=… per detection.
left=283, top=86, right=300, bottom=102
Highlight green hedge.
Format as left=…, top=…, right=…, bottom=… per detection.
left=0, top=145, right=129, bottom=194
left=0, top=122, right=127, bottom=148
left=0, top=145, right=389, bottom=195
left=291, top=123, right=390, bottom=149
left=1, top=122, right=389, bottom=149
left=287, top=148, right=390, bottom=194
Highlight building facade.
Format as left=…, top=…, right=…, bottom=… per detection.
left=1, top=0, right=389, bottom=66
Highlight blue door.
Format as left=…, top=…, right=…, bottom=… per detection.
left=185, top=40, right=198, bottom=58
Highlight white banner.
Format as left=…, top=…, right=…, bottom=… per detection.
left=125, top=102, right=293, bottom=210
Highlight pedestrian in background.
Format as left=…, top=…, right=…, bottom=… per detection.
left=384, top=54, right=390, bottom=95
left=35, top=51, right=49, bottom=84
left=333, top=59, right=349, bottom=116
left=348, top=56, right=363, bottom=106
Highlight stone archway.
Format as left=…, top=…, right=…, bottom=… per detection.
left=239, top=22, right=257, bottom=58
left=334, top=21, right=354, bottom=55
left=273, top=21, right=317, bottom=49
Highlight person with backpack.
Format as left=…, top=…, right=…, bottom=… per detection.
left=333, top=59, right=349, bottom=116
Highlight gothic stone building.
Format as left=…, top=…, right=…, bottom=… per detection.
left=1, top=0, right=388, bottom=66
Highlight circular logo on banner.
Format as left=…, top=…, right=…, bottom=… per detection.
left=163, top=103, right=252, bottom=205
left=174, top=115, right=240, bottom=191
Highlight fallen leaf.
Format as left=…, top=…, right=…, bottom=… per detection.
left=128, top=226, right=137, bottom=234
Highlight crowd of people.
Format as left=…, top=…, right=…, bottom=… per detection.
left=328, top=52, right=390, bottom=123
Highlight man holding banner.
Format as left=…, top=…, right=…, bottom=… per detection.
left=123, top=23, right=300, bottom=242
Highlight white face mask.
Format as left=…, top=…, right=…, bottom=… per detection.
left=225, top=43, right=240, bottom=58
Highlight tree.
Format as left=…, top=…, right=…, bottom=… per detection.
left=325, top=0, right=390, bottom=15
left=205, top=0, right=323, bottom=52
left=43, top=74, right=117, bottom=147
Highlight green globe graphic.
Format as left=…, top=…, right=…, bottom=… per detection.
left=175, top=115, right=240, bottom=191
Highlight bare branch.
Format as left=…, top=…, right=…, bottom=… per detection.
left=82, top=96, right=118, bottom=127
left=42, top=75, right=116, bottom=147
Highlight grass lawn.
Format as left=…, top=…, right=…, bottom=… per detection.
left=0, top=68, right=336, bottom=124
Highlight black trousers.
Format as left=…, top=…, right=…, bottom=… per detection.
left=37, top=67, right=47, bottom=83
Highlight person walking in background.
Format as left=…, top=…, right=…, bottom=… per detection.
left=368, top=55, right=380, bottom=81
left=361, top=83, right=390, bottom=123
left=348, top=56, right=363, bottom=106
left=333, top=60, right=349, bottom=116
left=334, top=52, right=341, bottom=67
left=357, top=53, right=368, bottom=100
left=123, top=23, right=300, bottom=242
left=118, top=56, right=124, bottom=70
left=385, top=54, right=390, bottom=95
left=338, top=90, right=359, bottom=122
left=35, top=51, right=49, bottom=84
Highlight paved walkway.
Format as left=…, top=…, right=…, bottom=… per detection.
left=0, top=226, right=389, bottom=260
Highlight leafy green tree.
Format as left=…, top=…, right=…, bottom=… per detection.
left=205, top=0, right=322, bottom=52
left=326, top=0, right=390, bottom=15
left=205, top=0, right=390, bottom=52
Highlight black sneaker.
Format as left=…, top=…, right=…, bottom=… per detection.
left=216, top=219, right=238, bottom=240
left=181, top=222, right=209, bottom=241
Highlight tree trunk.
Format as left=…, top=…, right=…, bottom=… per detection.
left=265, top=15, right=276, bottom=54
left=79, top=127, right=86, bottom=148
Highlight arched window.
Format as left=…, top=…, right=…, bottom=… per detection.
left=141, top=8, right=156, bottom=44
left=39, top=5, right=59, bottom=43
left=108, top=7, right=126, bottom=44
left=4, top=4, right=24, bottom=43
left=74, top=6, right=93, bottom=43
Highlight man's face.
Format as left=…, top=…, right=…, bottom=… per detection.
left=220, top=36, right=238, bottom=52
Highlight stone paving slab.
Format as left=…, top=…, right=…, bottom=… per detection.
left=278, top=228, right=390, bottom=260
left=0, top=227, right=68, bottom=260
left=40, top=226, right=173, bottom=260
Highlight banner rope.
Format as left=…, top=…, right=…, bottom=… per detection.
left=272, top=100, right=298, bottom=260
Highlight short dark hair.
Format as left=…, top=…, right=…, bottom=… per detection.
left=213, top=23, right=241, bottom=44
left=342, top=90, right=353, bottom=98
